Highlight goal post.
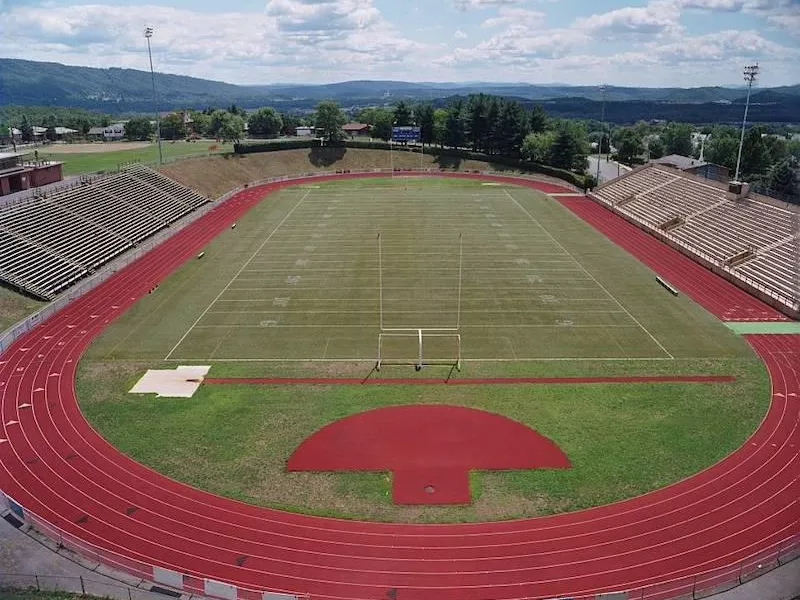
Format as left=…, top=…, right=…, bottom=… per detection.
left=376, top=329, right=462, bottom=372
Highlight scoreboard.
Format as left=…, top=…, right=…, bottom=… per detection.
left=391, top=126, right=421, bottom=142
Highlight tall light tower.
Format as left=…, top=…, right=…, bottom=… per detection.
left=733, top=63, right=759, bottom=183
left=144, top=26, right=163, bottom=165
left=595, top=84, right=607, bottom=184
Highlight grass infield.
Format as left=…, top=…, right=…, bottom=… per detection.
left=79, top=177, right=769, bottom=522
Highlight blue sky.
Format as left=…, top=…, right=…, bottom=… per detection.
left=1, top=0, right=798, bottom=87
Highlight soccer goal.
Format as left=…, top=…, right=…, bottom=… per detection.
left=375, top=232, right=464, bottom=371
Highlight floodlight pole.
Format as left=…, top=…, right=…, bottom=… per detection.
left=733, top=63, right=759, bottom=183
left=595, top=84, right=606, bottom=184
left=145, top=27, right=163, bottom=165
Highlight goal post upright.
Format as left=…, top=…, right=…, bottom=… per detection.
left=375, top=231, right=463, bottom=372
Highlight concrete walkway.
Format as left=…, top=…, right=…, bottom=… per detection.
left=0, top=175, right=82, bottom=206
left=1, top=509, right=797, bottom=599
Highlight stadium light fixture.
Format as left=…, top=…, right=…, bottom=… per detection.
left=144, top=26, right=164, bottom=165
left=595, top=84, right=606, bottom=184
left=733, top=63, right=759, bottom=183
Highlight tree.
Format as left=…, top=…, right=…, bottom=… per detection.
left=314, top=100, right=346, bottom=142
left=740, top=126, right=770, bottom=178
left=647, top=136, right=665, bottom=160
left=125, top=116, right=154, bottom=141
left=19, top=115, right=33, bottom=142
left=432, top=108, right=447, bottom=146
left=550, top=122, right=588, bottom=171
left=280, top=113, right=303, bottom=136
left=615, top=128, right=644, bottom=165
left=209, top=109, right=231, bottom=138
left=45, top=126, right=57, bottom=141
left=766, top=159, right=797, bottom=196
left=160, top=113, right=188, bottom=140
left=188, top=111, right=211, bottom=137
left=663, top=122, right=693, bottom=156
left=248, top=107, right=283, bottom=138
left=443, top=101, right=466, bottom=149
left=496, top=100, right=528, bottom=157
left=393, top=101, right=412, bottom=127
left=485, top=97, right=501, bottom=155
left=600, top=133, right=611, bottom=155
left=521, top=131, right=555, bottom=163
left=706, top=130, right=739, bottom=171
left=415, top=103, right=435, bottom=147
left=227, top=104, right=247, bottom=118
left=218, top=114, right=245, bottom=143
left=529, top=104, right=547, bottom=134
left=465, top=94, right=490, bottom=152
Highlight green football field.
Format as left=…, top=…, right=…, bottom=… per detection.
left=80, top=177, right=769, bottom=522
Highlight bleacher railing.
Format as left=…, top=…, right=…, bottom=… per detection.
left=1, top=169, right=798, bottom=600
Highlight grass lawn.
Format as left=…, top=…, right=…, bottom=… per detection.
left=37, top=141, right=233, bottom=176
left=0, top=591, right=83, bottom=600
left=78, top=178, right=770, bottom=522
left=0, top=286, right=45, bottom=333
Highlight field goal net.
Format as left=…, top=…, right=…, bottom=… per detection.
left=375, top=232, right=463, bottom=371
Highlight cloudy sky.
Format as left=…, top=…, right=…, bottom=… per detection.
left=1, top=0, right=798, bottom=87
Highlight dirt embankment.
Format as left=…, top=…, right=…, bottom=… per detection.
left=159, top=148, right=563, bottom=198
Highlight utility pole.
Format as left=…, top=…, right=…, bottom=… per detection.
left=734, top=63, right=759, bottom=183
left=595, top=84, right=606, bottom=184
left=144, top=27, right=163, bottom=165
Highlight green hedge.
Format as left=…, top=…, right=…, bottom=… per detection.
left=233, top=139, right=585, bottom=188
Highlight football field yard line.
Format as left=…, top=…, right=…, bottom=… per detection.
left=503, top=189, right=674, bottom=360
left=164, top=188, right=313, bottom=360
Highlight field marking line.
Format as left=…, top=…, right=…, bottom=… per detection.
left=206, top=309, right=629, bottom=314
left=164, top=356, right=676, bottom=362
left=163, top=188, right=313, bottom=360
left=194, top=324, right=642, bottom=329
left=503, top=188, right=674, bottom=360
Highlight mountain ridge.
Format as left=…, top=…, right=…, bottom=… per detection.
left=2, top=58, right=799, bottom=123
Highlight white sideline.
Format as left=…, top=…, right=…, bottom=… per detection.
left=503, top=188, right=675, bottom=359
left=164, top=189, right=313, bottom=360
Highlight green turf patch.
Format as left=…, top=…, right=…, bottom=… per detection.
left=0, top=286, right=45, bottom=334
left=725, top=321, right=800, bottom=334
left=78, top=178, right=770, bottom=523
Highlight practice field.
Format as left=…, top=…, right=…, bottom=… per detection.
left=36, top=140, right=233, bottom=175
left=80, top=177, right=769, bottom=522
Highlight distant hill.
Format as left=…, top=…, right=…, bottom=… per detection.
left=1, top=58, right=799, bottom=123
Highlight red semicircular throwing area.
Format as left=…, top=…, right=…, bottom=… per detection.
left=287, top=405, right=570, bottom=504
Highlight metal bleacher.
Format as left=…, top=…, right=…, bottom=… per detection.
left=0, top=164, right=209, bottom=300
left=590, top=164, right=800, bottom=314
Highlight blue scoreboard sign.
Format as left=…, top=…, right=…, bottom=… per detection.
left=391, top=126, right=421, bottom=142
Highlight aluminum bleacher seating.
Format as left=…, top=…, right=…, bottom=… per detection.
left=0, top=164, right=210, bottom=300
left=591, top=165, right=799, bottom=315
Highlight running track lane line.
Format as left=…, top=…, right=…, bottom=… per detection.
left=0, top=173, right=797, bottom=600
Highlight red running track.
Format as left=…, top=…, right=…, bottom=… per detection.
left=0, top=173, right=798, bottom=600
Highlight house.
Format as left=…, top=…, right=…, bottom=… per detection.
left=342, top=122, right=370, bottom=138
left=53, top=127, right=78, bottom=140
left=296, top=126, right=315, bottom=137
left=651, top=154, right=730, bottom=183
left=103, top=123, right=126, bottom=140
left=32, top=126, right=47, bottom=139
left=87, top=126, right=106, bottom=140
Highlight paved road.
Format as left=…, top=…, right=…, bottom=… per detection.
left=587, top=155, right=630, bottom=184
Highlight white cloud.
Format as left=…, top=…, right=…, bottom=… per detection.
left=574, top=2, right=683, bottom=39
left=453, top=0, right=519, bottom=11
left=482, top=7, right=546, bottom=28
left=454, top=29, right=468, bottom=39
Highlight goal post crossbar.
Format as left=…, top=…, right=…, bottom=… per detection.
left=376, top=328, right=461, bottom=371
